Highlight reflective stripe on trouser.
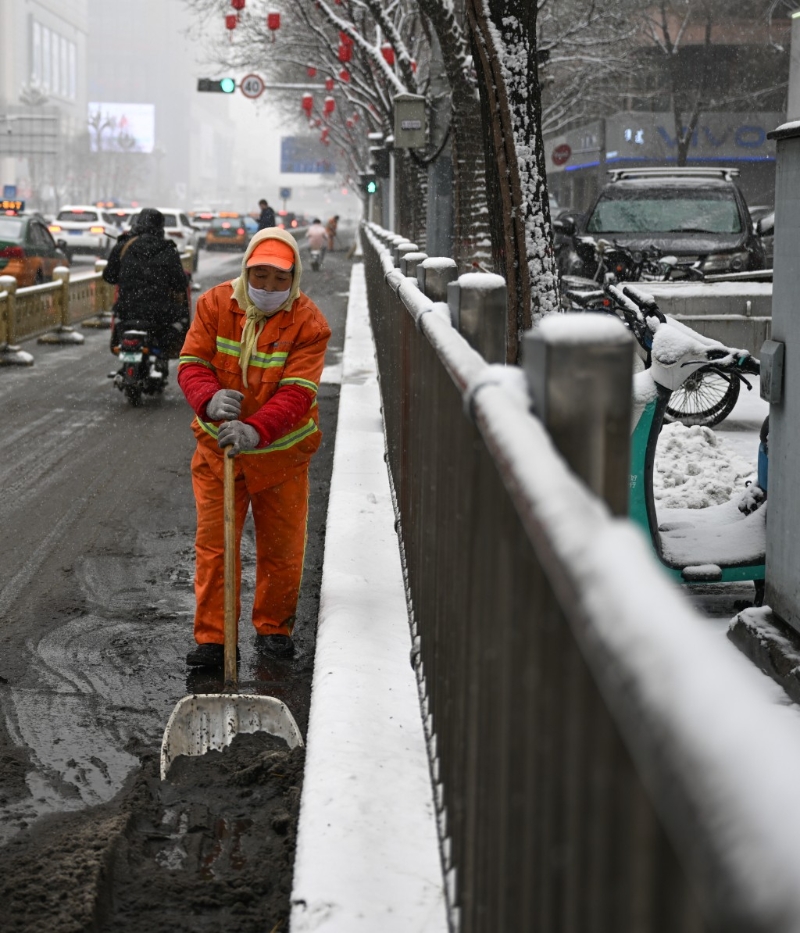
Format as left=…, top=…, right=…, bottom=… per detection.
left=191, top=446, right=309, bottom=644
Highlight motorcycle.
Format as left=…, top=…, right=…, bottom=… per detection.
left=309, top=247, right=322, bottom=271
left=604, top=283, right=766, bottom=605
left=109, top=323, right=170, bottom=406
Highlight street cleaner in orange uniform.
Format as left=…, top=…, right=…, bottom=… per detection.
left=177, top=227, right=331, bottom=668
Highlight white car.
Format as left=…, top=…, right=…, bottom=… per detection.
left=49, top=205, right=123, bottom=260
left=125, top=207, right=200, bottom=271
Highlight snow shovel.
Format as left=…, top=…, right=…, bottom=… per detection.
left=160, top=447, right=304, bottom=781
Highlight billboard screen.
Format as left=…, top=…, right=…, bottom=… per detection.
left=281, top=136, right=337, bottom=174
left=88, top=102, right=155, bottom=154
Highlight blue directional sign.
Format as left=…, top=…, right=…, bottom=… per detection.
left=280, top=137, right=336, bottom=174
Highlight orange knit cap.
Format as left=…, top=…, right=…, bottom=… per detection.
left=246, top=238, right=295, bottom=270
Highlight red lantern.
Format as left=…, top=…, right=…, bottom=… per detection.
left=325, top=77, right=334, bottom=91
left=380, top=43, right=395, bottom=66
left=267, top=9, right=280, bottom=30
left=339, top=69, right=350, bottom=82
left=411, top=59, right=417, bottom=73
left=323, top=96, right=335, bottom=116
left=339, top=31, right=353, bottom=45
left=307, top=64, right=317, bottom=78
left=338, top=43, right=352, bottom=63
left=352, top=112, right=360, bottom=123
left=231, top=0, right=245, bottom=10
left=301, top=93, right=313, bottom=114
left=346, top=118, right=354, bottom=129
left=225, top=13, right=237, bottom=30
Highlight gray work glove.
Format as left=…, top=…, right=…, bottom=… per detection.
left=206, top=388, right=244, bottom=421
left=218, top=420, right=260, bottom=456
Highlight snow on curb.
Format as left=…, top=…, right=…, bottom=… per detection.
left=290, top=263, right=448, bottom=932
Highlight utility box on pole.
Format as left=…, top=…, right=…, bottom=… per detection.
left=393, top=93, right=426, bottom=149
left=764, top=120, right=800, bottom=631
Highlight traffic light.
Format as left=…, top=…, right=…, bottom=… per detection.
left=197, top=78, right=236, bottom=93
left=369, top=146, right=390, bottom=178
left=360, top=174, right=378, bottom=195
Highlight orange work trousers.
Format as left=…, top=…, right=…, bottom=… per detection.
left=191, top=447, right=309, bottom=644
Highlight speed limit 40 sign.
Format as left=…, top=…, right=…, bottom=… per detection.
left=241, top=74, right=265, bottom=99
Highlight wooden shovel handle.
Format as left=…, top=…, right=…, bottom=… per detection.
left=223, top=446, right=237, bottom=688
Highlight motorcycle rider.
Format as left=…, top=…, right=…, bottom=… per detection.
left=104, top=207, right=189, bottom=378
left=305, top=218, right=329, bottom=267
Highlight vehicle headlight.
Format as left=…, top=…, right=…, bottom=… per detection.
left=701, top=250, right=749, bottom=273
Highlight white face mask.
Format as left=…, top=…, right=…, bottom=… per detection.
left=247, top=284, right=291, bottom=314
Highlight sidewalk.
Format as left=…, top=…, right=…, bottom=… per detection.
left=289, top=263, right=448, bottom=932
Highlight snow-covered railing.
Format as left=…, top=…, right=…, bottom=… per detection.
left=362, top=220, right=800, bottom=933
left=0, top=248, right=195, bottom=365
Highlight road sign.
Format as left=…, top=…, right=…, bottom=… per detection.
left=3, top=185, right=17, bottom=199
left=279, top=187, right=292, bottom=200
left=241, top=74, right=265, bottom=99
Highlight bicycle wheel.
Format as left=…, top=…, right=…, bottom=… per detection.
left=665, top=366, right=740, bottom=428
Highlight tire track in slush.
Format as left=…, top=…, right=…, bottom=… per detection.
left=0, top=465, right=112, bottom=622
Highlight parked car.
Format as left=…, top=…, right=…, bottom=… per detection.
left=49, top=204, right=121, bottom=261
left=0, top=211, right=69, bottom=286
left=204, top=213, right=249, bottom=251
left=124, top=207, right=200, bottom=270
left=276, top=210, right=297, bottom=230
left=755, top=210, right=774, bottom=268
left=554, top=168, right=765, bottom=278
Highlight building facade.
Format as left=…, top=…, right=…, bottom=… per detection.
left=0, top=0, right=89, bottom=211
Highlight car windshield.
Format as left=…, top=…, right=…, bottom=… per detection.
left=0, top=218, right=23, bottom=240
left=57, top=210, right=99, bottom=222
left=586, top=189, right=743, bottom=235
left=161, top=214, right=178, bottom=227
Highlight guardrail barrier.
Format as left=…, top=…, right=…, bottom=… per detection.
left=0, top=247, right=194, bottom=366
left=362, top=220, right=800, bottom=933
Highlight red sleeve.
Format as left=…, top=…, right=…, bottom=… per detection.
left=177, top=362, right=221, bottom=418
left=243, top=385, right=314, bottom=447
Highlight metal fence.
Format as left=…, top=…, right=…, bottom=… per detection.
left=362, top=220, right=800, bottom=933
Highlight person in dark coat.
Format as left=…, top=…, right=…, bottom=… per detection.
left=104, top=207, right=189, bottom=361
left=257, top=199, right=276, bottom=230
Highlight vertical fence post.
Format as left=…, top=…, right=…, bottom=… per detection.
left=400, top=251, right=428, bottom=280
left=39, top=266, right=85, bottom=345
left=448, top=273, right=507, bottom=364
left=395, top=241, right=419, bottom=267
left=417, top=257, right=458, bottom=302
left=81, top=259, right=114, bottom=328
left=522, top=314, right=633, bottom=515
left=0, top=275, right=33, bottom=366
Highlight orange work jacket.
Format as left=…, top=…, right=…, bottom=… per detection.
left=179, top=281, right=331, bottom=491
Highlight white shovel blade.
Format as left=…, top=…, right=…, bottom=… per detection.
left=160, top=694, right=304, bottom=781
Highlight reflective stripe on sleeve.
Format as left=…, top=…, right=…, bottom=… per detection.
left=179, top=355, right=214, bottom=370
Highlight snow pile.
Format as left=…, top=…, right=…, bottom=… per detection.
left=655, top=422, right=756, bottom=509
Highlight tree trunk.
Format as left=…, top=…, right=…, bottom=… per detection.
left=466, top=0, right=560, bottom=362
left=394, top=148, right=428, bottom=248
left=417, top=0, right=493, bottom=270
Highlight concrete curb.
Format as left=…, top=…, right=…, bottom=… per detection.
left=289, top=263, right=448, bottom=932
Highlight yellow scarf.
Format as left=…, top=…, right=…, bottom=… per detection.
left=231, top=228, right=302, bottom=386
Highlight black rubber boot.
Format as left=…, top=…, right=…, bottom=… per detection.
left=254, top=634, right=295, bottom=659
left=186, top=643, right=240, bottom=668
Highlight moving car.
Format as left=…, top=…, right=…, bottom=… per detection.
left=555, top=168, right=765, bottom=278
left=124, top=207, right=200, bottom=269
left=49, top=204, right=121, bottom=260
left=0, top=210, right=69, bottom=286
left=190, top=209, right=217, bottom=247
left=204, top=213, right=249, bottom=251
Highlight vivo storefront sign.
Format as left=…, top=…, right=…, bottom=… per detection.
left=546, top=112, right=782, bottom=172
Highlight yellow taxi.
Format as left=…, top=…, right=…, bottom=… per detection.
left=204, top=212, right=249, bottom=251
left=0, top=201, right=69, bottom=286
